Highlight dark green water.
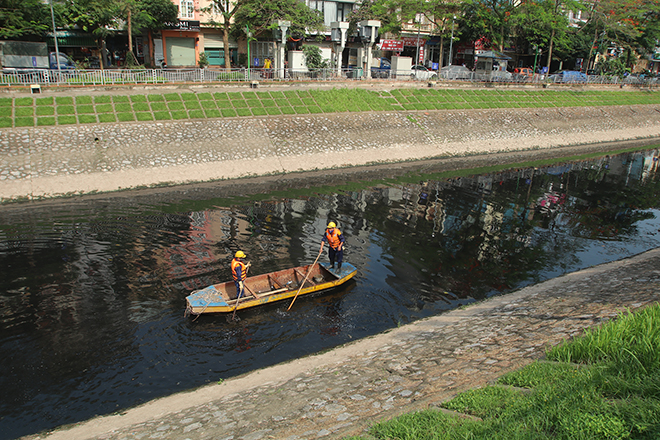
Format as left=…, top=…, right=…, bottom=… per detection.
left=2, top=148, right=660, bottom=439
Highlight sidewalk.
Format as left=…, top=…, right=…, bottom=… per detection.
left=26, top=247, right=660, bottom=440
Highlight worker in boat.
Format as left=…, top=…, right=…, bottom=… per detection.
left=231, top=250, right=250, bottom=300
left=321, top=222, right=345, bottom=271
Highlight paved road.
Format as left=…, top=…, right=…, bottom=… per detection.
left=25, top=247, right=660, bottom=440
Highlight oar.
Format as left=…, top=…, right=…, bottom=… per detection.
left=288, top=243, right=323, bottom=311
left=231, top=262, right=250, bottom=321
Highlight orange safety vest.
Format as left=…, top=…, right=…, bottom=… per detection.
left=231, top=258, right=247, bottom=281
left=325, top=228, right=343, bottom=250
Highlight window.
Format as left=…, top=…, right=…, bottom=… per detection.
left=336, top=3, right=351, bottom=21
left=180, top=0, right=194, bottom=19
left=309, top=0, right=324, bottom=13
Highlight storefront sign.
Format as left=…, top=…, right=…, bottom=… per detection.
left=402, top=37, right=426, bottom=47
left=380, top=39, right=404, bottom=51
left=164, top=20, right=201, bottom=32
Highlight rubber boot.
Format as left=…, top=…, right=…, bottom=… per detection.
left=330, top=260, right=335, bottom=269
left=337, top=262, right=342, bottom=271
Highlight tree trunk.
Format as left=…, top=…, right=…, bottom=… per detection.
left=128, top=8, right=133, bottom=53
left=439, top=37, right=445, bottom=68
left=223, top=24, right=231, bottom=71
left=545, top=27, right=555, bottom=74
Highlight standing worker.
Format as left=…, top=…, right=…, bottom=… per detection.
left=231, top=250, right=250, bottom=300
left=321, top=222, right=345, bottom=271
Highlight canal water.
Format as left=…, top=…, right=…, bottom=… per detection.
left=2, top=147, right=660, bottom=439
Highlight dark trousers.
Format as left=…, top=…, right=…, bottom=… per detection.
left=328, top=247, right=343, bottom=266
left=234, top=280, right=244, bottom=300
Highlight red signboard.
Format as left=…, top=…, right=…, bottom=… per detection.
left=380, top=39, right=404, bottom=51
left=402, top=37, right=426, bottom=47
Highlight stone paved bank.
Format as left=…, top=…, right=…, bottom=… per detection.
left=1, top=102, right=660, bottom=202
left=27, top=248, right=660, bottom=440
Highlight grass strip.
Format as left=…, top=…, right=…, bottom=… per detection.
left=354, top=303, right=660, bottom=440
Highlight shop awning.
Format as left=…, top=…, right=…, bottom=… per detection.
left=47, top=32, right=97, bottom=47
left=475, top=50, right=511, bottom=60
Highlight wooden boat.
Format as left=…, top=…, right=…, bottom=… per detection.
left=185, top=262, right=357, bottom=316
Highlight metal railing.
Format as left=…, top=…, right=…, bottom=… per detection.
left=1, top=67, right=657, bottom=87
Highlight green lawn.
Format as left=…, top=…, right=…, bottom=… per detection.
left=1, top=88, right=659, bottom=128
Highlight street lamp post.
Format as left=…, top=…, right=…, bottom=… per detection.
left=49, top=0, right=61, bottom=75
left=448, top=15, right=456, bottom=66
left=415, top=15, right=421, bottom=67
left=245, top=25, right=253, bottom=80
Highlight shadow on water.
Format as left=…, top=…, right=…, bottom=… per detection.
left=2, top=145, right=660, bottom=439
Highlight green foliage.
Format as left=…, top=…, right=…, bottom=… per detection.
left=230, top=0, right=324, bottom=42
left=302, top=45, right=329, bottom=69
left=198, top=52, right=210, bottom=68
left=0, top=0, right=51, bottom=39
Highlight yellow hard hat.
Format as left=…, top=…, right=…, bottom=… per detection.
left=235, top=250, right=246, bottom=258
left=327, top=222, right=336, bottom=228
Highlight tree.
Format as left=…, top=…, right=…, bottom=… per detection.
left=63, top=0, right=118, bottom=68
left=419, top=0, right=462, bottom=67
left=116, top=0, right=178, bottom=67
left=541, top=0, right=582, bottom=74
left=583, top=0, right=660, bottom=70
left=0, top=0, right=51, bottom=39
left=203, top=0, right=250, bottom=71
left=509, top=0, right=575, bottom=72
left=302, top=44, right=328, bottom=69
left=459, top=0, right=515, bottom=52
left=205, top=0, right=323, bottom=71
left=231, top=0, right=324, bottom=41
left=346, top=0, right=421, bottom=38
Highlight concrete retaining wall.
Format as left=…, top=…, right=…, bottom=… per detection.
left=1, top=105, right=660, bottom=202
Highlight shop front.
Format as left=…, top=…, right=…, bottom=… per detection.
left=400, top=37, right=425, bottom=66
left=202, top=32, right=238, bottom=67
left=161, top=20, right=200, bottom=67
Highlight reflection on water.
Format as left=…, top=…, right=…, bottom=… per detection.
left=1, top=148, right=660, bottom=439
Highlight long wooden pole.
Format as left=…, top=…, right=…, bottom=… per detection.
left=288, top=243, right=323, bottom=311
